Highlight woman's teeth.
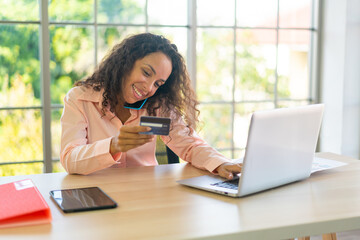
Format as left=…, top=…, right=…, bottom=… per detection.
left=132, top=85, right=143, bottom=97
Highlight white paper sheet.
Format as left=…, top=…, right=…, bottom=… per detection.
left=311, top=157, right=348, bottom=173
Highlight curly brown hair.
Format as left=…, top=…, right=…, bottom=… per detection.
left=75, top=32, right=200, bottom=130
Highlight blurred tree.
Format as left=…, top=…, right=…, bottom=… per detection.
left=50, top=25, right=93, bottom=104
left=0, top=25, right=40, bottom=99
left=0, top=75, right=43, bottom=176
left=0, top=0, right=39, bottom=21
left=98, top=0, right=143, bottom=23
left=48, top=0, right=93, bottom=22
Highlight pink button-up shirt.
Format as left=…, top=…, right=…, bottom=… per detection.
left=60, top=86, right=230, bottom=175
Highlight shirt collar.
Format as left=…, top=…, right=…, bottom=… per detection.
left=76, top=86, right=148, bottom=119
left=76, top=87, right=105, bottom=112
left=77, top=87, right=104, bottom=104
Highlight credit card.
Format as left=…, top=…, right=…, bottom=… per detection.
left=139, top=116, right=171, bottom=135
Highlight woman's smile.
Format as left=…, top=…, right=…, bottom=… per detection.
left=132, top=84, right=145, bottom=99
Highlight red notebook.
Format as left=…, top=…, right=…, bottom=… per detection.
left=0, top=179, right=52, bottom=228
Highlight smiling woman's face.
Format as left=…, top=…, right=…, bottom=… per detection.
left=122, top=51, right=172, bottom=104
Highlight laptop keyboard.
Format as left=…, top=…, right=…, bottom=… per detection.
left=211, top=178, right=239, bottom=190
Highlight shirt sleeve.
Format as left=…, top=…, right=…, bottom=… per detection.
left=161, top=117, right=231, bottom=173
left=60, top=89, right=120, bottom=175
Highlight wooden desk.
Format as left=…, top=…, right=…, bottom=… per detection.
left=1, top=152, right=360, bottom=240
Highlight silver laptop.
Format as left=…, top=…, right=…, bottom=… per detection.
left=177, top=104, right=324, bottom=197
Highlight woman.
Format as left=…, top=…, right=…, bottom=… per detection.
left=60, top=32, right=241, bottom=179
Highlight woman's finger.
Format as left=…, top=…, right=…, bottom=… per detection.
left=120, top=125, right=152, bottom=134
left=117, top=136, right=154, bottom=145
left=217, top=163, right=242, bottom=179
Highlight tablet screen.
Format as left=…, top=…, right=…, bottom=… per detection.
left=50, top=187, right=117, bottom=213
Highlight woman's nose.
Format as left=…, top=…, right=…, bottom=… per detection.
left=143, top=81, right=154, bottom=95
left=145, top=82, right=152, bottom=92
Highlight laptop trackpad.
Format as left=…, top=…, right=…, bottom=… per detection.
left=178, top=174, right=241, bottom=192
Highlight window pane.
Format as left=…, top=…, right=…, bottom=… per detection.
left=50, top=25, right=94, bottom=104
left=51, top=109, right=63, bottom=160
left=218, top=150, right=232, bottom=159
left=278, top=30, right=310, bottom=99
left=279, top=0, right=312, bottom=28
left=233, top=149, right=245, bottom=160
left=97, top=27, right=145, bottom=63
left=235, top=29, right=277, bottom=102
left=148, top=27, right=188, bottom=60
left=0, top=24, right=40, bottom=107
left=0, top=163, right=43, bottom=177
left=234, top=102, right=274, bottom=149
left=236, top=0, right=277, bottom=27
left=197, top=28, right=233, bottom=102
left=198, top=104, right=232, bottom=149
left=53, top=161, right=66, bottom=173
left=49, top=0, right=94, bottom=22
left=148, top=0, right=187, bottom=25
left=0, top=109, right=43, bottom=163
left=97, top=0, right=145, bottom=24
left=197, top=0, right=235, bottom=26
left=277, top=100, right=311, bottom=108
left=0, top=0, right=39, bottom=21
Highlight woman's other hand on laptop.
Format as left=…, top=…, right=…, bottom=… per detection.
left=215, top=163, right=242, bottom=180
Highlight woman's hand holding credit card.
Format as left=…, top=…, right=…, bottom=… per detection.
left=110, top=125, right=154, bottom=154
left=110, top=117, right=170, bottom=155
left=139, top=116, right=171, bottom=135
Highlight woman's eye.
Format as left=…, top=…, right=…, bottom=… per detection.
left=143, top=70, right=150, bottom=77
left=154, top=82, right=163, bottom=88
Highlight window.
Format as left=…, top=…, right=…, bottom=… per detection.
left=0, top=0, right=319, bottom=176
left=196, top=0, right=319, bottom=159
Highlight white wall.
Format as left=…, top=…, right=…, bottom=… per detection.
left=319, top=0, right=360, bottom=159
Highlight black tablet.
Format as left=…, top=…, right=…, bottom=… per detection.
left=49, top=187, right=117, bottom=213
